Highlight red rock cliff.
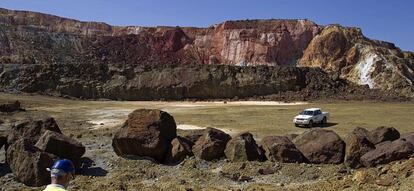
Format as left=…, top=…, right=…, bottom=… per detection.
left=0, top=8, right=413, bottom=96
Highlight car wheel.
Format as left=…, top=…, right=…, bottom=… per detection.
left=308, top=120, right=313, bottom=128
left=322, top=117, right=327, bottom=124
left=295, top=124, right=300, bottom=127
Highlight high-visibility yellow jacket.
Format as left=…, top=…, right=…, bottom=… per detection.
left=43, top=184, right=67, bottom=191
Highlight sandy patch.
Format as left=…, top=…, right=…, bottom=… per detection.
left=215, top=101, right=307, bottom=106
left=167, top=101, right=307, bottom=108
left=89, top=119, right=124, bottom=129
left=168, top=104, right=208, bottom=107
left=86, top=109, right=132, bottom=129
left=177, top=124, right=206, bottom=130
left=177, top=124, right=238, bottom=135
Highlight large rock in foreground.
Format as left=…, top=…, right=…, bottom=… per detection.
left=344, top=129, right=375, bottom=168
left=261, top=136, right=306, bottom=163
left=352, top=127, right=370, bottom=137
left=293, top=129, right=345, bottom=164
left=360, top=139, right=414, bottom=167
left=402, top=133, right=414, bottom=146
left=6, top=139, right=57, bottom=187
left=368, top=126, right=400, bottom=145
left=224, top=132, right=265, bottom=162
left=112, top=109, right=177, bottom=162
left=35, top=130, right=85, bottom=167
left=192, top=127, right=231, bottom=161
left=165, top=136, right=193, bottom=164
left=7, top=116, right=62, bottom=145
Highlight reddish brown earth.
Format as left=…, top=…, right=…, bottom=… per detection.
left=0, top=8, right=413, bottom=99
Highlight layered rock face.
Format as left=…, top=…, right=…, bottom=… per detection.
left=299, top=25, right=414, bottom=95
left=0, top=63, right=346, bottom=100
left=0, top=8, right=320, bottom=66
left=0, top=8, right=413, bottom=98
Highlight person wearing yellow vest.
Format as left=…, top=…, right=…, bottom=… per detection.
left=43, top=159, right=75, bottom=191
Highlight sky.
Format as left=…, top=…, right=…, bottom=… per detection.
left=0, top=0, right=413, bottom=51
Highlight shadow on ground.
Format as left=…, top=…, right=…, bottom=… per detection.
left=79, top=157, right=108, bottom=177
left=0, top=162, right=11, bottom=177
left=297, top=122, right=339, bottom=129
left=315, top=122, right=338, bottom=128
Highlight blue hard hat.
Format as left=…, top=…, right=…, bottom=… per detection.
left=50, top=159, right=75, bottom=174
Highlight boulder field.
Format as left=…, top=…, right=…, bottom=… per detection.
left=0, top=106, right=85, bottom=187
left=111, top=109, right=414, bottom=168
left=1, top=107, right=413, bottom=187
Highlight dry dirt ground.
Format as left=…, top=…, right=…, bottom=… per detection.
left=0, top=93, right=413, bottom=191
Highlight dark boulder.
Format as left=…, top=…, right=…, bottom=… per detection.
left=120, top=109, right=177, bottom=141
left=293, top=128, right=345, bottom=164
left=352, top=127, right=370, bottom=137
left=286, top=134, right=299, bottom=141
left=192, top=127, right=231, bottom=161
left=224, top=132, right=265, bottom=162
left=401, top=132, right=414, bottom=146
left=6, top=139, right=57, bottom=187
left=344, top=130, right=375, bottom=168
left=165, top=136, right=193, bottom=164
left=368, top=126, right=400, bottom=145
left=7, top=116, right=62, bottom=145
left=261, top=136, right=305, bottom=163
left=35, top=130, right=85, bottom=167
left=113, top=128, right=168, bottom=162
left=183, top=130, right=205, bottom=144
left=112, top=109, right=177, bottom=162
left=360, top=139, right=414, bottom=167
left=0, top=133, right=6, bottom=151
left=0, top=100, right=22, bottom=112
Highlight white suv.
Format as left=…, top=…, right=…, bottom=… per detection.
left=293, top=108, right=329, bottom=127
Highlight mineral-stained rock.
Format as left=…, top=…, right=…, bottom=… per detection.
left=0, top=100, right=22, bottom=112
left=299, top=25, right=414, bottom=96
left=369, top=126, right=400, bottom=145
left=360, top=139, right=414, bottom=167
left=344, top=130, right=375, bottom=168
left=35, top=130, right=85, bottom=167
left=0, top=8, right=321, bottom=67
left=293, top=129, right=345, bottom=164
left=165, top=136, right=193, bottom=164
left=6, top=139, right=57, bottom=187
left=224, top=132, right=265, bottom=162
left=261, top=136, right=305, bottom=163
left=7, top=116, right=62, bottom=145
left=192, top=127, right=231, bottom=161
left=0, top=8, right=412, bottom=100
left=112, top=109, right=177, bottom=162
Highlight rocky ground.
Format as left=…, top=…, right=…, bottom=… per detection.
left=0, top=7, right=413, bottom=191
left=0, top=95, right=413, bottom=191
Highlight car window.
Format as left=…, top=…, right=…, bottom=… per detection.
left=300, top=111, right=314, bottom=115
